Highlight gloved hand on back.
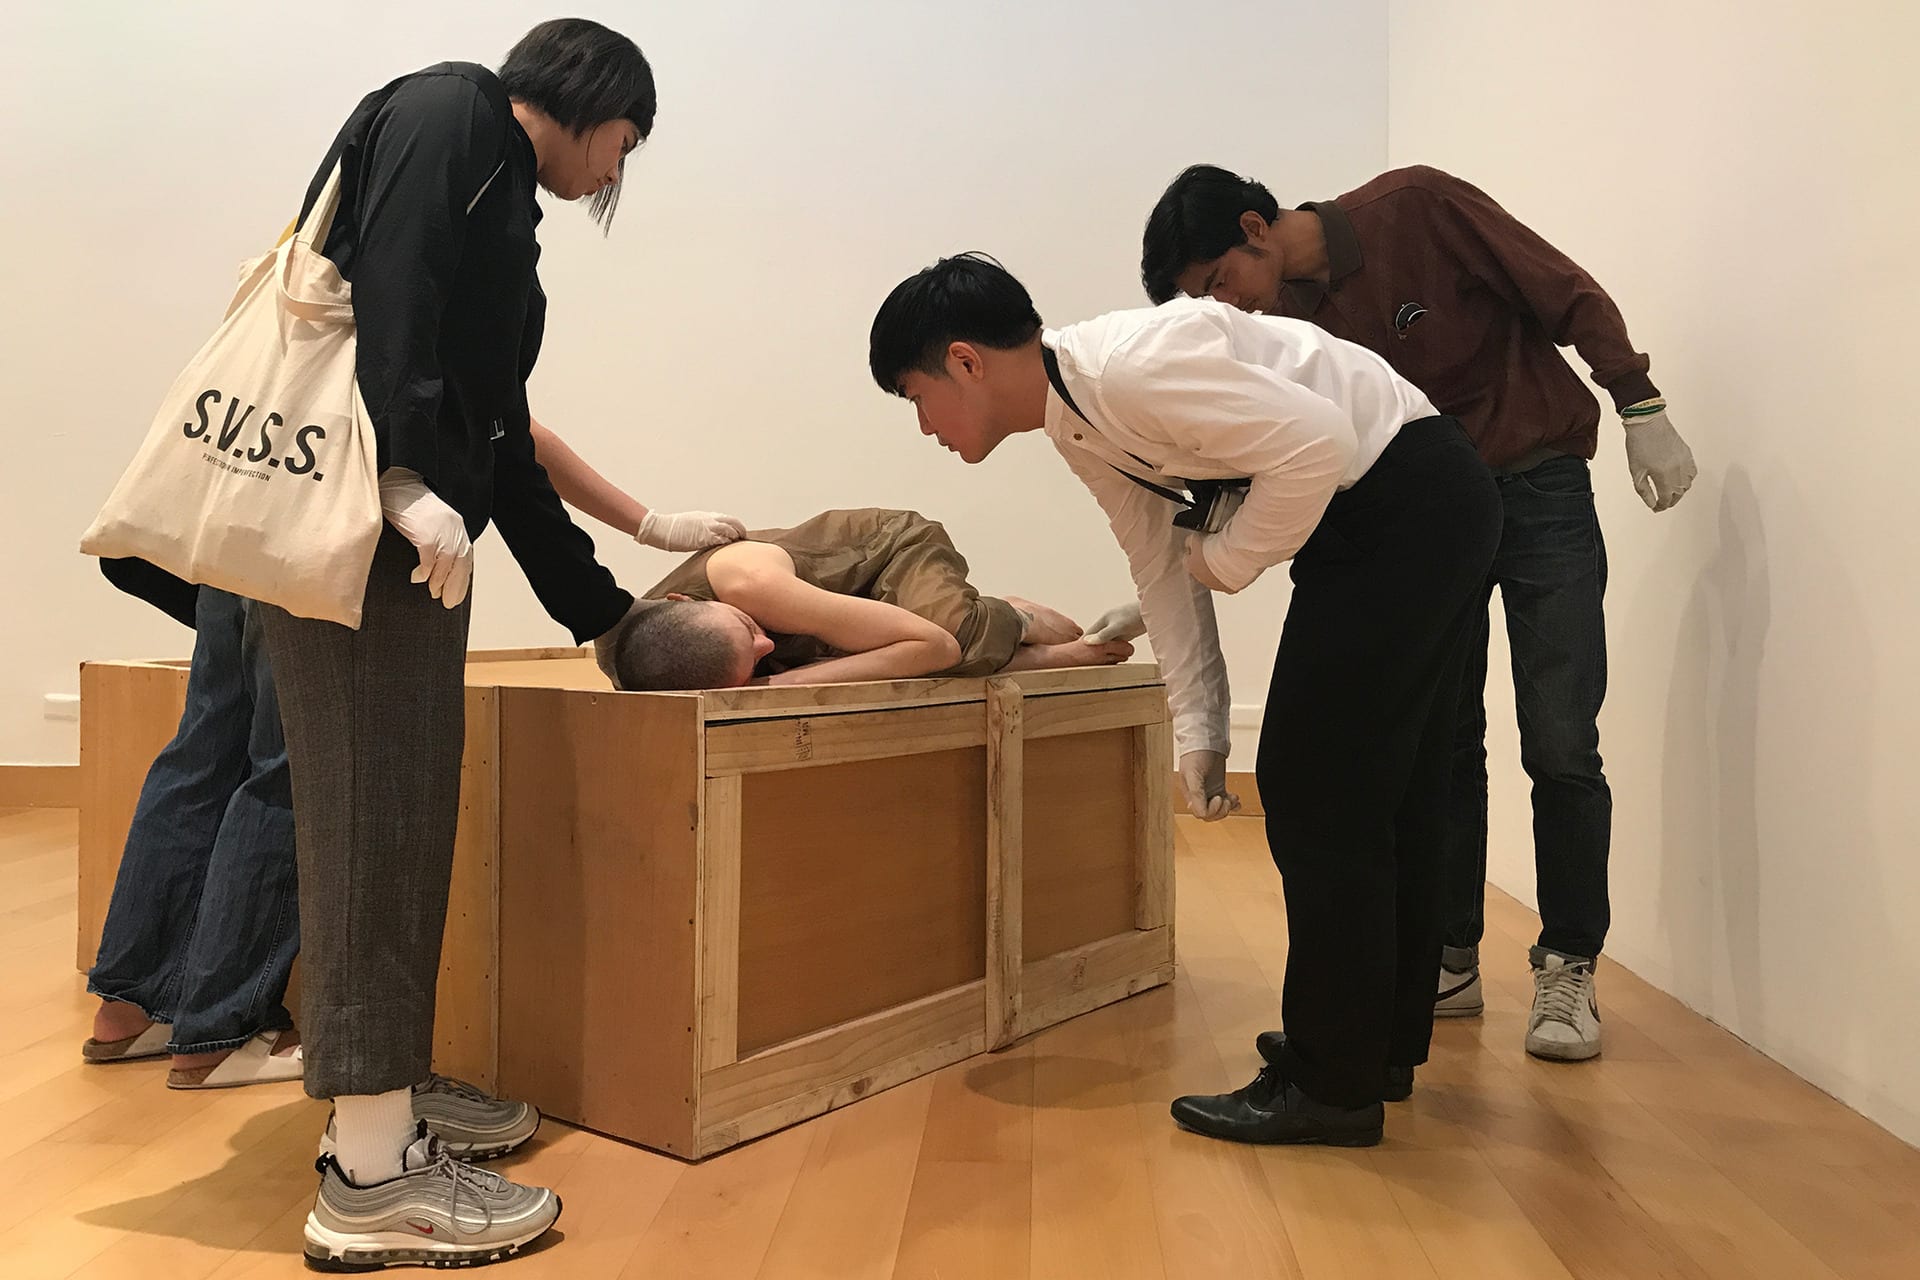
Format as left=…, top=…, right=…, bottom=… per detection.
left=635, top=509, right=748, bottom=552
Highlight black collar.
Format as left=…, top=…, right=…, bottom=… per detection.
left=1281, top=199, right=1363, bottom=314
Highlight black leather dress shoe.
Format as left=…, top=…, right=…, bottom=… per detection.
left=1253, top=1030, right=1415, bottom=1102
left=1169, top=1064, right=1384, bottom=1147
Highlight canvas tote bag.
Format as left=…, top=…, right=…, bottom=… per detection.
left=80, top=163, right=381, bottom=627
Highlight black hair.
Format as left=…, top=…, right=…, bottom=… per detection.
left=1140, top=165, right=1280, bottom=304
left=610, top=600, right=748, bottom=691
left=868, top=253, right=1043, bottom=395
left=500, top=18, right=656, bottom=229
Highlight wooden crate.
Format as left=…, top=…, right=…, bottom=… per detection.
left=77, top=652, right=1175, bottom=1158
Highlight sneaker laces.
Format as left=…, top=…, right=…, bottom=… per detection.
left=421, top=1138, right=510, bottom=1238
left=1533, top=963, right=1591, bottom=1027
left=418, top=1072, right=494, bottom=1104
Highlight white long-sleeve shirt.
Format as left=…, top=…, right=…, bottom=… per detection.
left=1046, top=297, right=1438, bottom=758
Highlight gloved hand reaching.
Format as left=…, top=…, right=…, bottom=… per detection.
left=635, top=509, right=748, bottom=552
left=1178, top=749, right=1242, bottom=822
left=1622, top=402, right=1697, bottom=512
left=379, top=469, right=472, bottom=608
left=1085, top=601, right=1146, bottom=643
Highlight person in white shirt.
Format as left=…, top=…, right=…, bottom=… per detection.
left=868, top=254, right=1502, bottom=1147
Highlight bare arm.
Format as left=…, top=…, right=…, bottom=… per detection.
left=529, top=417, right=648, bottom=537
left=709, top=551, right=962, bottom=684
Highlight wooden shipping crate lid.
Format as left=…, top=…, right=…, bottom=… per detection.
left=451, top=650, right=1164, bottom=724
left=84, top=649, right=1163, bottom=720
left=696, top=663, right=1165, bottom=724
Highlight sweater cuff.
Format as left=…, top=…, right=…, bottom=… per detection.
left=1606, top=372, right=1660, bottom=413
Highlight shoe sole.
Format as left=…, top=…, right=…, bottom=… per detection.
left=435, top=1111, right=540, bottom=1164
left=166, top=1070, right=304, bottom=1091
left=446, top=1132, right=535, bottom=1164
left=320, top=1117, right=541, bottom=1166
left=301, top=1196, right=562, bottom=1272
left=81, top=1034, right=171, bottom=1063
left=1526, top=1037, right=1602, bottom=1063
left=81, top=1047, right=170, bottom=1064
left=1171, top=1119, right=1382, bottom=1148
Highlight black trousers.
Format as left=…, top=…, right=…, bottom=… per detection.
left=1257, top=417, right=1501, bottom=1108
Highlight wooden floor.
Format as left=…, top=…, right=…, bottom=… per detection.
left=1, top=805, right=1915, bottom=1279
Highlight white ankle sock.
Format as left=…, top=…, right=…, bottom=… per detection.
left=332, top=1088, right=414, bottom=1185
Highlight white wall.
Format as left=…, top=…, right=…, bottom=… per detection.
left=0, top=0, right=1386, bottom=764
left=1387, top=1, right=1920, bottom=1144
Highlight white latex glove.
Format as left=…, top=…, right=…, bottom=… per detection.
left=1085, top=601, right=1146, bottom=643
left=1178, top=749, right=1242, bottom=822
left=636, top=509, right=748, bottom=552
left=1623, top=408, right=1697, bottom=512
left=379, top=469, right=472, bottom=608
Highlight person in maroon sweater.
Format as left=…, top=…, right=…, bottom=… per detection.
left=1142, top=164, right=1697, bottom=1069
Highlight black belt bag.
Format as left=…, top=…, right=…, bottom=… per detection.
left=1042, top=346, right=1250, bottom=533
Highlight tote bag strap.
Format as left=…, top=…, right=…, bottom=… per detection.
left=280, top=152, right=503, bottom=322
left=292, top=161, right=346, bottom=251
left=294, top=146, right=504, bottom=250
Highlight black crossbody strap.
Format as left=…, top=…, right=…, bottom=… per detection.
left=1041, top=345, right=1193, bottom=509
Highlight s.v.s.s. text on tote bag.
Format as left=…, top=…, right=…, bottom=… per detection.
left=81, top=163, right=381, bottom=627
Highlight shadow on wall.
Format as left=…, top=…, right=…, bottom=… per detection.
left=1659, top=465, right=1888, bottom=1072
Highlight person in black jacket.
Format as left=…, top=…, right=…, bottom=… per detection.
left=241, top=20, right=737, bottom=1269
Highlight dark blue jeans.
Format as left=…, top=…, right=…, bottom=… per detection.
left=1441, top=455, right=1611, bottom=963
left=87, top=588, right=300, bottom=1053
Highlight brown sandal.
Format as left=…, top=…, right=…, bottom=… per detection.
left=166, top=1029, right=304, bottom=1090
left=81, top=1022, right=172, bottom=1063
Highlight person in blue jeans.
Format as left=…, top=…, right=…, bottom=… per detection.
left=85, top=417, right=741, bottom=1096
left=1142, top=164, right=1699, bottom=1065
left=85, top=583, right=305, bottom=1087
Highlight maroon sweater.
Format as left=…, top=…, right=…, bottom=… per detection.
left=1276, top=166, right=1658, bottom=470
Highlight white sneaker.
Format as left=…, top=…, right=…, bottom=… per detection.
left=1435, top=964, right=1484, bottom=1018
left=1526, top=950, right=1602, bottom=1061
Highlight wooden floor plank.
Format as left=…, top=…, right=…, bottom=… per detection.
left=1122, top=975, right=1306, bottom=1280
left=756, top=1076, right=935, bottom=1279
left=0, top=808, right=1911, bottom=1280
left=1028, top=1001, right=1168, bottom=1280
left=615, top=1122, right=812, bottom=1280
left=892, top=1043, right=1034, bottom=1280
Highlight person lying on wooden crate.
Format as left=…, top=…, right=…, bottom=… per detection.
left=596, top=507, right=1140, bottom=689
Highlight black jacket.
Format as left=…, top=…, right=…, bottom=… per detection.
left=101, top=558, right=199, bottom=629
left=111, top=64, right=630, bottom=642
left=295, top=62, right=630, bottom=642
